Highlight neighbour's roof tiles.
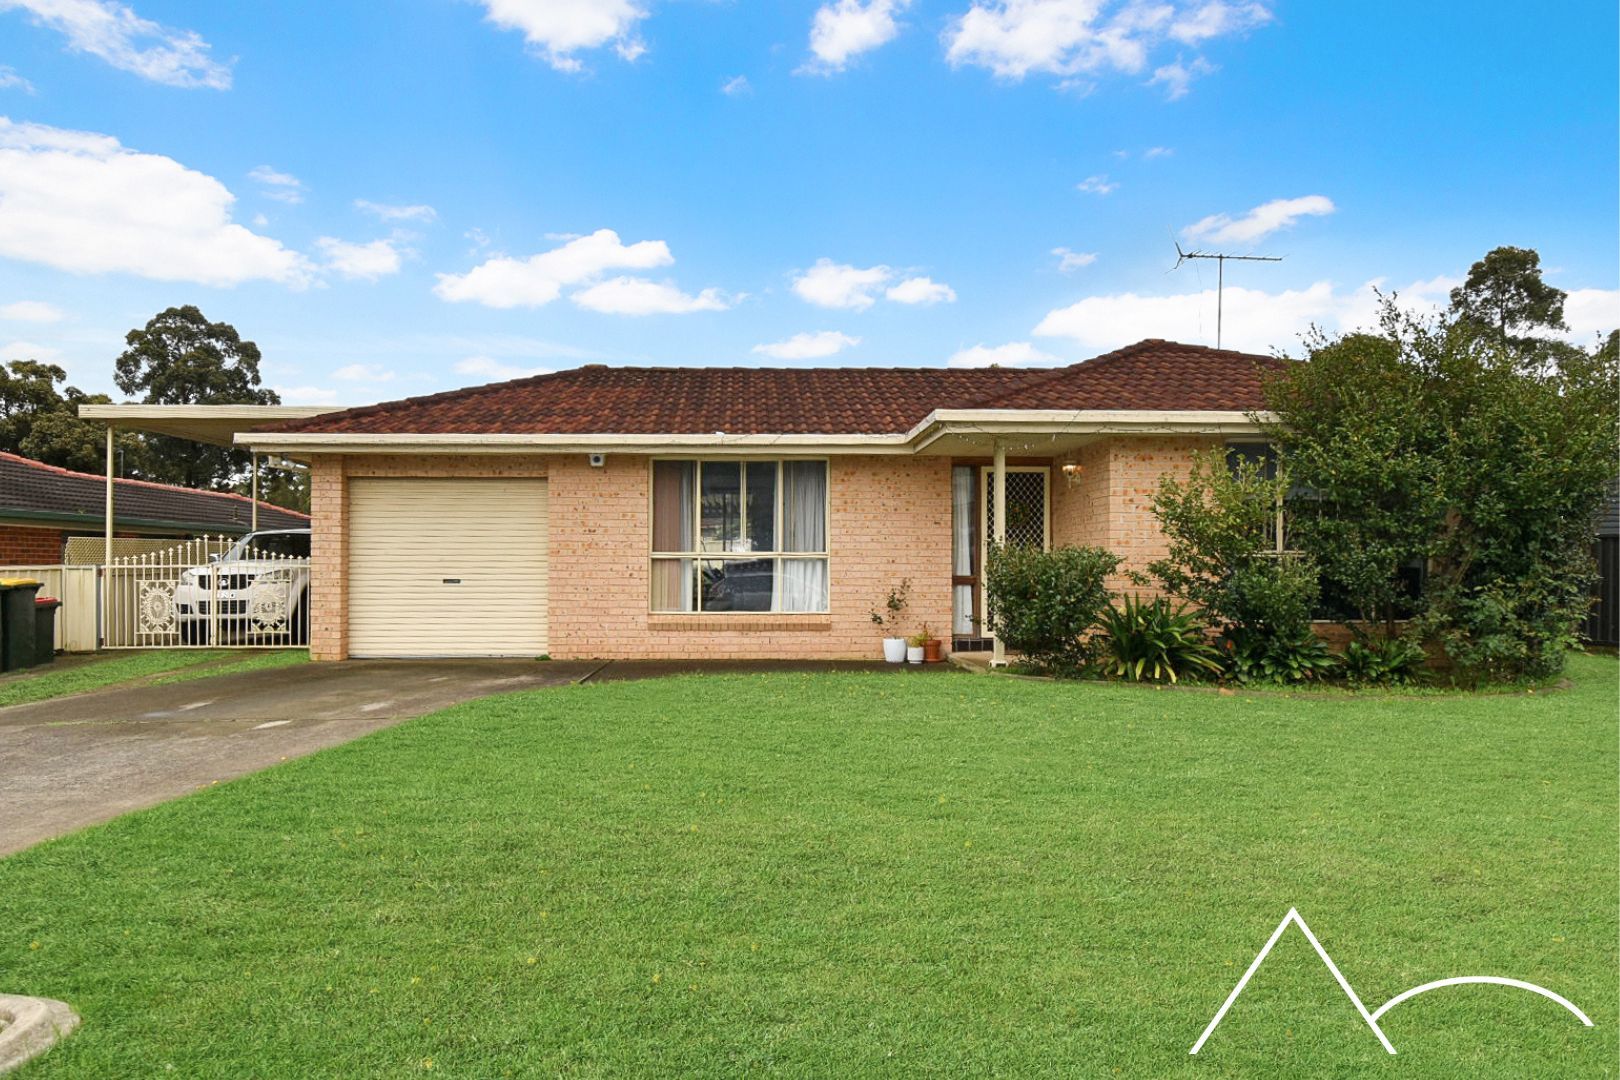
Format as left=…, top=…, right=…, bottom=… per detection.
left=276, top=339, right=1284, bottom=437
left=0, top=451, right=309, bottom=533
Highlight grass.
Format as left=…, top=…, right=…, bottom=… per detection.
left=2, top=655, right=1615, bottom=1078
left=0, top=648, right=309, bottom=707
left=0, top=650, right=229, bottom=707
left=147, top=648, right=308, bottom=686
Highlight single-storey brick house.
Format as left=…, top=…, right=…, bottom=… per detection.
left=224, top=338, right=1281, bottom=662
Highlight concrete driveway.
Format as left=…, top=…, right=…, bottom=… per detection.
left=0, top=659, right=598, bottom=857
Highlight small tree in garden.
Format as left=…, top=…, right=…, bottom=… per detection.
left=984, top=543, right=1120, bottom=674
left=1148, top=451, right=1331, bottom=683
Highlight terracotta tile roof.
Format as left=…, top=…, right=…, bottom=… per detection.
left=0, top=452, right=309, bottom=533
left=277, top=339, right=1283, bottom=437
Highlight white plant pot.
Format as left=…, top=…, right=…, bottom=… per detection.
left=882, top=637, right=908, bottom=663
left=907, top=646, right=925, bottom=664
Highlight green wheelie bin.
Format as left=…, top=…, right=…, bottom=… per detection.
left=0, top=578, right=42, bottom=672
left=33, top=596, right=62, bottom=666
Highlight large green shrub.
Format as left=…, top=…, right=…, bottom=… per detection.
left=984, top=543, right=1121, bottom=674
left=1265, top=289, right=1618, bottom=682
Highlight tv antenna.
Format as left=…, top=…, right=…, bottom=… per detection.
left=1172, top=241, right=1282, bottom=350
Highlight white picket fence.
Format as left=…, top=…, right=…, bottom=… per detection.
left=2, top=535, right=311, bottom=652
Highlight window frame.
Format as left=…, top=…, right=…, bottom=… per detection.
left=647, top=457, right=831, bottom=614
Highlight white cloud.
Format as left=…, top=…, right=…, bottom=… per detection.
left=1170, top=1, right=1271, bottom=43
left=475, top=0, right=648, bottom=73
left=1052, top=247, right=1097, bottom=271
left=944, top=0, right=1268, bottom=97
left=0, top=118, right=310, bottom=286
left=454, top=355, right=553, bottom=381
left=355, top=199, right=436, bottom=223
left=803, top=0, right=910, bottom=73
left=249, top=165, right=304, bottom=204
left=1143, top=145, right=1173, bottom=158
left=1184, top=194, right=1335, bottom=245
left=0, top=299, right=64, bottom=322
left=948, top=341, right=1062, bottom=367
left=0, top=338, right=62, bottom=362
left=792, top=258, right=893, bottom=310
left=0, top=66, right=34, bottom=93
left=1148, top=54, right=1214, bottom=99
left=332, top=363, right=394, bottom=382
left=752, top=330, right=860, bottom=360
left=0, top=0, right=231, bottom=88
left=570, top=277, right=730, bottom=316
left=886, top=276, right=956, bottom=305
left=720, top=74, right=751, bottom=95
left=1032, top=275, right=1461, bottom=355
left=1076, top=174, right=1117, bottom=195
left=434, top=228, right=674, bottom=308
left=1563, top=288, right=1620, bottom=342
left=317, top=237, right=404, bottom=281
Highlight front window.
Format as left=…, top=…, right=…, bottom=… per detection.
left=651, top=460, right=828, bottom=613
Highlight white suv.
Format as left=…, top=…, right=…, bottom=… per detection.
left=173, top=528, right=312, bottom=645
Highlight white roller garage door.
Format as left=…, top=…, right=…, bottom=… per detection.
left=348, top=477, right=548, bottom=658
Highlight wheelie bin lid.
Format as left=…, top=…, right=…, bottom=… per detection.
left=0, top=578, right=42, bottom=587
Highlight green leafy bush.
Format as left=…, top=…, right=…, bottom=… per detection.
left=1339, top=636, right=1427, bottom=687
left=1097, top=595, right=1223, bottom=684
left=984, top=544, right=1121, bottom=674
left=1222, top=625, right=1336, bottom=685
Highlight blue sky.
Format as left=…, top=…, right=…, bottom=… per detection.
left=0, top=0, right=1614, bottom=406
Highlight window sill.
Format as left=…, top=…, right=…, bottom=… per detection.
left=648, top=614, right=833, bottom=632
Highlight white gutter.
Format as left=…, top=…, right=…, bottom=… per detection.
left=235, top=408, right=1271, bottom=456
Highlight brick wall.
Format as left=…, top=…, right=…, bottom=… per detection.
left=305, top=444, right=1212, bottom=662
left=548, top=454, right=953, bottom=659
left=0, top=525, right=64, bottom=564
left=1050, top=436, right=1219, bottom=593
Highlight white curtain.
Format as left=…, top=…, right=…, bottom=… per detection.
left=781, top=558, right=828, bottom=612
left=782, top=461, right=826, bottom=552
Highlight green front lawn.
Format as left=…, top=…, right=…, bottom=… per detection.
left=4, top=656, right=1615, bottom=1077
left=0, top=649, right=308, bottom=707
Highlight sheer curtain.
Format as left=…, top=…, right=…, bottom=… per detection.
left=780, top=461, right=828, bottom=611
left=952, top=466, right=974, bottom=635
left=651, top=461, right=695, bottom=612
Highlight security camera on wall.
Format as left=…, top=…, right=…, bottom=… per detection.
left=588, top=453, right=606, bottom=468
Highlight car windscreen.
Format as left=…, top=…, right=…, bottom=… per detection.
left=226, top=532, right=310, bottom=560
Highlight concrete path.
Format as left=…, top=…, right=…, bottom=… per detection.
left=0, top=659, right=597, bottom=857
left=0, top=657, right=957, bottom=856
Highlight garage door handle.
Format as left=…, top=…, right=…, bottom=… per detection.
left=442, top=578, right=462, bottom=584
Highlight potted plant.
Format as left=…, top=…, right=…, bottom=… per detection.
left=907, top=629, right=927, bottom=664
left=920, top=623, right=943, bottom=663
left=870, top=579, right=911, bottom=663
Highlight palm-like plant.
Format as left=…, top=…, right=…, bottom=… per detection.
left=1098, top=595, right=1223, bottom=684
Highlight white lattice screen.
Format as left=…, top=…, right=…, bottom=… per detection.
left=984, top=470, right=1048, bottom=550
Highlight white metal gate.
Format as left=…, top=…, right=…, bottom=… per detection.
left=102, top=535, right=311, bottom=648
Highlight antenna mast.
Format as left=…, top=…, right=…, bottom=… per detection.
left=1172, top=242, right=1282, bottom=350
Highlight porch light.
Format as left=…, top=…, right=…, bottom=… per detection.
left=1061, top=462, right=1084, bottom=485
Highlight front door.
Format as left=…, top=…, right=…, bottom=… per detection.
left=975, top=465, right=1050, bottom=635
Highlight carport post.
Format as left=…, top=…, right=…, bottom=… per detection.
left=250, top=452, right=259, bottom=531
left=103, top=424, right=114, bottom=565
left=991, top=439, right=1007, bottom=668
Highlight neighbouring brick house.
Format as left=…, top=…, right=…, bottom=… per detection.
left=0, top=451, right=308, bottom=563
left=226, top=339, right=1281, bottom=662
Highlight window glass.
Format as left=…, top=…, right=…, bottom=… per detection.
left=781, top=558, right=828, bottom=613
left=745, top=461, right=776, bottom=553
left=651, top=558, right=695, bottom=612
left=700, top=462, right=742, bottom=552
left=700, top=558, right=773, bottom=612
